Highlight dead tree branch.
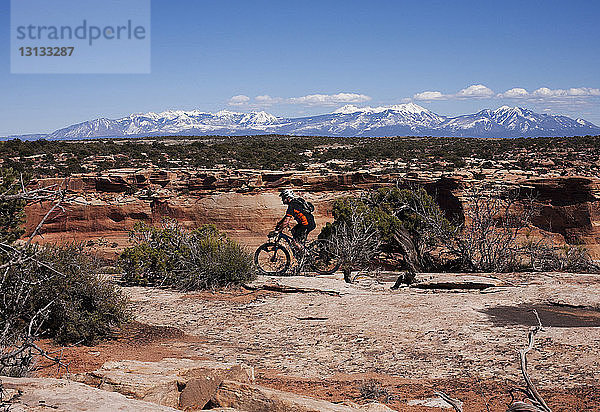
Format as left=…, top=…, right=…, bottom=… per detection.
left=435, top=391, right=464, bottom=412
left=329, top=201, right=381, bottom=283
left=507, top=310, right=552, bottom=412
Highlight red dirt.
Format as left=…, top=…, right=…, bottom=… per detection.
left=33, top=322, right=207, bottom=377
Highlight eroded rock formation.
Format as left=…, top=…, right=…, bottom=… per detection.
left=23, top=168, right=600, bottom=257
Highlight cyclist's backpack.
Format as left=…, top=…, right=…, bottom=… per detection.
left=297, top=198, right=315, bottom=215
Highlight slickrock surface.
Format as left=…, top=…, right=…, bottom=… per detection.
left=67, top=358, right=393, bottom=411
left=210, top=380, right=388, bottom=412
left=0, top=377, right=181, bottom=412
left=75, top=358, right=254, bottom=410
left=126, top=273, right=600, bottom=389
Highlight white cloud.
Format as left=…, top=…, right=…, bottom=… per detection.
left=532, top=87, right=566, bottom=98
left=410, top=84, right=600, bottom=107
left=229, top=92, right=372, bottom=108
left=456, top=84, right=495, bottom=99
left=531, top=87, right=600, bottom=98
left=568, top=87, right=600, bottom=96
left=254, top=95, right=282, bottom=106
left=413, top=84, right=495, bottom=101
left=492, top=87, right=600, bottom=111
left=289, top=92, right=371, bottom=106
left=498, top=87, right=529, bottom=98
left=232, top=86, right=599, bottom=112
left=228, top=95, right=250, bottom=106
left=413, top=91, right=447, bottom=101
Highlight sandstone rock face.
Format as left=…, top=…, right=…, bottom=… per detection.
left=24, top=169, right=600, bottom=256
left=210, top=380, right=362, bottom=412
left=76, top=358, right=254, bottom=410
left=526, top=177, right=600, bottom=248
left=0, top=376, right=180, bottom=412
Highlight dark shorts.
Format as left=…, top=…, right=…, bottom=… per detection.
left=291, top=220, right=316, bottom=242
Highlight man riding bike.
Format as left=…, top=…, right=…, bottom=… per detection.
left=275, top=189, right=316, bottom=251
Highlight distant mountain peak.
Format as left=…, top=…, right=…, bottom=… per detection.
left=332, top=102, right=430, bottom=115
left=385, top=102, right=430, bottom=114
left=333, top=104, right=363, bottom=114
left=12, top=105, right=599, bottom=141
left=240, top=111, right=280, bottom=124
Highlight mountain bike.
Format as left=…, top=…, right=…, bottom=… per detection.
left=254, top=231, right=341, bottom=276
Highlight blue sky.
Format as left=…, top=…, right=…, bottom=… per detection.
left=1, top=0, right=599, bottom=135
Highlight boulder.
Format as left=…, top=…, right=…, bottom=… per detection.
left=210, top=380, right=364, bottom=412
left=75, top=358, right=254, bottom=410
left=0, top=376, right=180, bottom=412
left=407, top=396, right=453, bottom=409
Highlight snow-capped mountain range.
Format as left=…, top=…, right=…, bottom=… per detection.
left=8, top=104, right=600, bottom=140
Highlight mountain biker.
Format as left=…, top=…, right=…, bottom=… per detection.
left=275, top=189, right=316, bottom=249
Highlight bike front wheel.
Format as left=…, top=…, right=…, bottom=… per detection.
left=254, top=242, right=291, bottom=275
left=308, top=239, right=341, bottom=275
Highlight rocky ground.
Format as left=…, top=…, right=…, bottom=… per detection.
left=23, top=271, right=600, bottom=411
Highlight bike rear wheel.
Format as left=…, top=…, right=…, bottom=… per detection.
left=308, top=239, right=341, bottom=275
left=254, top=242, right=291, bottom=275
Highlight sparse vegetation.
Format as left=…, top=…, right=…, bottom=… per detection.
left=0, top=168, right=26, bottom=243
left=325, top=199, right=382, bottom=282
left=119, top=220, right=255, bottom=290
left=1, top=170, right=129, bottom=376
left=359, top=379, right=392, bottom=403
left=321, top=186, right=453, bottom=273
left=1, top=135, right=599, bottom=177
left=323, top=185, right=599, bottom=275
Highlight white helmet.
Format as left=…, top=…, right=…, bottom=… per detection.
left=279, top=189, right=295, bottom=201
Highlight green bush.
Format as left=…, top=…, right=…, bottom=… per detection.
left=0, top=168, right=26, bottom=244
left=321, top=187, right=453, bottom=255
left=119, top=220, right=255, bottom=290
left=1, top=243, right=129, bottom=347
left=31, top=244, right=130, bottom=344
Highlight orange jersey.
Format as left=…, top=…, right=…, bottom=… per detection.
left=286, top=199, right=310, bottom=226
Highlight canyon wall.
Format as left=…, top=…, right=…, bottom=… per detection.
left=24, top=169, right=600, bottom=258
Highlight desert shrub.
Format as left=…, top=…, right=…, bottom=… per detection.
left=1, top=243, right=129, bottom=347
left=0, top=168, right=26, bottom=244
left=526, top=242, right=599, bottom=273
left=321, top=186, right=453, bottom=272
left=0, top=171, right=128, bottom=375
left=28, top=244, right=130, bottom=344
left=119, top=220, right=255, bottom=290
left=359, top=379, right=392, bottom=402
left=320, top=185, right=600, bottom=274
left=1, top=243, right=129, bottom=376
left=450, top=187, right=533, bottom=272
left=326, top=199, right=381, bottom=282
